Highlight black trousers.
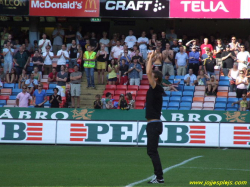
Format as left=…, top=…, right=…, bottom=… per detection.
left=146, top=121, right=163, bottom=179
left=189, top=63, right=199, bottom=76
left=236, top=89, right=247, bottom=98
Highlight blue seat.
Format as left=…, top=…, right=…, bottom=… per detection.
left=220, top=76, right=230, bottom=81
left=227, top=98, right=238, bottom=104
left=49, top=84, right=57, bottom=89
left=169, top=75, right=175, bottom=80
left=180, top=102, right=192, bottom=109
left=184, top=86, right=195, bottom=91
left=170, top=96, right=181, bottom=102
left=227, top=103, right=238, bottom=109
left=219, top=81, right=230, bottom=86
left=46, top=89, right=54, bottom=96
left=215, top=103, right=226, bottom=109
left=171, top=92, right=182, bottom=97
left=164, top=91, right=171, bottom=96
left=227, top=108, right=238, bottom=111
left=0, top=100, right=7, bottom=105
left=181, top=96, right=193, bottom=103
left=179, top=107, right=191, bottom=110
left=239, top=98, right=250, bottom=101
left=28, top=106, right=35, bottom=108
left=162, top=102, right=168, bottom=107
left=0, top=105, right=3, bottom=107
left=3, top=83, right=15, bottom=89
left=14, top=83, right=19, bottom=89
left=183, top=91, right=194, bottom=97
left=214, top=108, right=226, bottom=111
left=12, top=88, right=22, bottom=96
left=167, top=102, right=180, bottom=110
left=176, top=85, right=184, bottom=91
left=163, top=97, right=170, bottom=102
left=9, top=95, right=17, bottom=100
left=216, top=98, right=227, bottom=103
left=44, top=101, right=51, bottom=107
left=175, top=76, right=185, bottom=80
left=174, top=80, right=184, bottom=85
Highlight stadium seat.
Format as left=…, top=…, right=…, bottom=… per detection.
left=9, top=96, right=16, bottom=100
left=44, top=101, right=51, bottom=107
left=215, top=103, right=227, bottom=110
left=116, top=85, right=127, bottom=90
left=216, top=98, right=227, bottom=103
left=46, top=89, right=54, bottom=96
left=220, top=76, right=230, bottom=81
left=104, top=90, right=115, bottom=96
left=136, top=96, right=146, bottom=102
left=183, top=91, right=194, bottom=97
left=218, top=86, right=228, bottom=92
left=41, top=83, right=49, bottom=90
left=12, top=88, right=22, bottom=96
left=163, top=96, right=170, bottom=102
left=176, top=85, right=184, bottom=91
left=226, top=108, right=238, bottom=111
left=170, top=96, right=181, bottom=102
left=164, top=91, right=171, bottom=96
left=162, top=101, right=168, bottom=108
left=193, top=97, right=204, bottom=103
left=167, top=102, right=180, bottom=110
left=3, top=105, right=15, bottom=107
left=219, top=81, right=230, bottom=86
left=169, top=75, right=175, bottom=80
left=180, top=102, right=192, bottom=109
left=217, top=92, right=228, bottom=98
left=135, top=101, right=145, bottom=108
left=184, top=86, right=195, bottom=92
left=137, top=90, right=147, bottom=96
left=14, top=83, right=19, bottom=89
left=43, top=75, right=49, bottom=79
left=195, top=86, right=206, bottom=92
left=175, top=76, right=185, bottom=80
left=105, top=85, right=116, bottom=90
left=142, top=75, right=148, bottom=80
left=174, top=80, right=184, bottom=85
left=139, top=85, right=149, bottom=90
left=7, top=100, right=16, bottom=106
left=49, top=83, right=57, bottom=89
left=128, top=85, right=139, bottom=90
left=203, top=102, right=215, bottom=110
left=181, top=96, right=193, bottom=103
left=204, top=96, right=216, bottom=103
left=0, top=100, right=7, bottom=105
left=0, top=95, right=9, bottom=100
left=226, top=103, right=238, bottom=109
left=227, top=98, right=238, bottom=104
left=3, top=83, right=15, bottom=89
left=194, top=91, right=205, bottom=97
left=191, top=102, right=203, bottom=110
left=171, top=91, right=182, bottom=97
left=0, top=88, right=12, bottom=95
left=126, top=90, right=137, bottom=96
left=228, top=92, right=237, bottom=98
left=140, top=80, right=149, bottom=85
left=41, top=79, right=48, bottom=83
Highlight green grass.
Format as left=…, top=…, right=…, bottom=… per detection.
left=0, top=145, right=249, bottom=187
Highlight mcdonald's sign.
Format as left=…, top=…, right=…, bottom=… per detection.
left=29, top=0, right=100, bottom=17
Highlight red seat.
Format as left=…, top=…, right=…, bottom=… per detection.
left=139, top=85, right=149, bottom=90
left=117, top=85, right=127, bottom=90
left=113, top=95, right=120, bottom=101
left=115, top=90, right=126, bottom=96
left=105, top=85, right=116, bottom=90
left=128, top=85, right=139, bottom=90
left=126, top=90, right=137, bottom=96
left=103, top=90, right=115, bottom=96
left=0, top=88, right=12, bottom=95
left=135, top=106, right=144, bottom=109
left=142, top=75, right=148, bottom=80
left=135, top=101, right=145, bottom=108
left=0, top=95, right=10, bottom=100
left=68, top=68, right=75, bottom=73
left=137, top=90, right=147, bottom=96
left=136, top=96, right=146, bottom=102
left=140, top=80, right=149, bottom=85
left=41, top=83, right=49, bottom=90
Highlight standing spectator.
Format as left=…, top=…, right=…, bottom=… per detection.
left=128, top=58, right=141, bottom=86
left=204, top=52, right=216, bottom=77
left=214, top=39, right=225, bottom=67
left=120, top=34, right=126, bottom=46
left=170, top=39, right=180, bottom=58
left=96, top=44, right=107, bottom=85
left=152, top=47, right=163, bottom=71
left=33, top=83, right=47, bottom=108
left=33, top=40, right=39, bottom=52
left=56, top=65, right=68, bottom=97
left=16, top=85, right=30, bottom=107
left=1, top=27, right=9, bottom=49
left=229, top=36, right=240, bottom=55
left=130, top=45, right=142, bottom=59
left=166, top=28, right=177, bottom=45
left=3, top=41, right=14, bottom=73
left=201, top=47, right=210, bottom=62
left=99, top=31, right=110, bottom=56
left=70, top=65, right=82, bottom=108
left=5, top=68, right=17, bottom=83
left=24, top=39, right=33, bottom=54
left=186, top=39, right=200, bottom=52
left=56, top=44, right=70, bottom=72
left=4, top=34, right=15, bottom=49
left=125, top=29, right=137, bottom=50
left=232, top=94, right=249, bottom=111
left=119, top=59, right=129, bottom=85
left=206, top=75, right=218, bottom=95
left=39, top=33, right=52, bottom=53
left=175, top=46, right=188, bottom=76
left=184, top=69, right=197, bottom=86
left=65, top=25, right=75, bottom=49
left=25, top=73, right=38, bottom=93
left=90, top=32, right=98, bottom=51
left=48, top=67, right=57, bottom=84
left=228, top=63, right=239, bottom=92
left=18, top=69, right=29, bottom=89
left=200, top=38, right=213, bottom=55
left=221, top=45, right=236, bottom=77
left=108, top=59, right=118, bottom=85
left=188, top=46, right=200, bottom=76
left=147, top=27, right=154, bottom=40
left=156, top=40, right=163, bottom=52
left=14, top=46, right=29, bottom=76
left=52, top=23, right=64, bottom=54
left=137, top=31, right=149, bottom=60
left=0, top=66, right=6, bottom=82
left=237, top=45, right=249, bottom=70
left=76, top=26, right=83, bottom=46
left=111, top=41, right=123, bottom=60
left=149, top=33, right=157, bottom=50
left=132, top=49, right=144, bottom=78
left=49, top=88, right=62, bottom=108
left=126, top=92, right=135, bottom=109
left=159, top=32, right=169, bottom=51
left=42, top=45, right=54, bottom=75
left=236, top=70, right=248, bottom=98
left=94, top=94, right=102, bottom=109
left=32, top=50, right=44, bottom=73
left=118, top=49, right=131, bottom=66
left=0, top=53, right=3, bottom=66
left=68, top=40, right=78, bottom=68
left=83, top=45, right=96, bottom=88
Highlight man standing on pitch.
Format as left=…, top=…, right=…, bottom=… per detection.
left=146, top=51, right=164, bottom=184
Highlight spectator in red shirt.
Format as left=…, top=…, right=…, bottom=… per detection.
left=200, top=38, right=213, bottom=55
left=48, top=67, right=57, bottom=84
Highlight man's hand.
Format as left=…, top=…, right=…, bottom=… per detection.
left=148, top=51, right=155, bottom=59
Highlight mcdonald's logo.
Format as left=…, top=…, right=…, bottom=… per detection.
left=85, top=0, right=97, bottom=9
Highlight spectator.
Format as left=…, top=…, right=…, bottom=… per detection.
left=137, top=31, right=149, bottom=60
left=214, top=39, right=225, bottom=67
left=147, top=27, right=154, bottom=40
left=229, top=36, right=240, bottom=54
left=52, top=23, right=64, bottom=54
left=38, top=33, right=52, bottom=53
left=119, top=59, right=129, bottom=85
left=228, top=63, right=239, bottom=92
left=188, top=46, right=200, bottom=76
left=206, top=75, right=218, bottom=95
left=56, top=44, right=70, bottom=72
left=111, top=41, right=123, bottom=60
left=96, top=44, right=107, bottom=84
left=18, top=69, right=29, bottom=89
left=24, top=39, right=33, bottom=54
left=68, top=40, right=78, bottom=68
left=0, top=53, right=3, bottom=65
left=16, top=85, right=30, bottom=107
left=118, top=49, right=131, bottom=66
left=65, top=25, right=75, bottom=49
left=246, top=66, right=250, bottom=91
left=33, top=67, right=41, bottom=83
left=32, top=50, right=44, bottom=73
left=120, top=44, right=131, bottom=57
left=32, top=83, right=47, bottom=108
left=22, top=43, right=30, bottom=57
left=232, top=94, right=250, bottom=111
left=170, top=39, right=180, bottom=57
left=125, top=29, right=137, bottom=49
left=56, top=65, right=68, bottom=97
left=33, top=40, right=39, bottom=52
left=76, top=26, right=83, bottom=46
left=105, top=98, right=114, bottom=109
left=236, top=70, right=248, bottom=98
left=149, top=33, right=157, bottom=50
left=178, top=39, right=185, bottom=51
left=204, top=52, right=216, bottom=77
left=108, top=59, right=118, bottom=85
left=159, top=32, right=169, bottom=51
left=3, top=41, right=14, bottom=73
left=175, top=46, right=188, bottom=76
left=0, top=66, right=6, bottom=82
left=166, top=28, right=177, bottom=45
left=4, top=34, right=15, bottom=49
left=42, top=45, right=54, bottom=75
left=197, top=70, right=209, bottom=86
left=49, top=87, right=62, bottom=108
left=25, top=73, right=38, bottom=93
left=93, top=94, right=102, bottom=109
left=99, top=31, right=110, bottom=55
left=83, top=45, right=96, bottom=89
left=70, top=65, right=82, bottom=108
left=162, top=73, right=178, bottom=91
left=184, top=69, right=197, bottom=86
left=14, top=46, right=29, bottom=76
left=156, top=40, right=163, bottom=52
left=101, top=92, right=112, bottom=109
left=5, top=68, right=17, bottom=83
left=200, top=38, right=213, bottom=55
left=1, top=27, right=9, bottom=49
left=90, top=32, right=98, bottom=52
left=120, top=34, right=126, bottom=46
left=48, top=67, right=57, bottom=84
left=126, top=92, right=135, bottom=109
left=152, top=47, right=163, bottom=71
left=130, top=45, right=142, bottom=59
left=109, top=33, right=118, bottom=50
left=128, top=58, right=142, bottom=86
left=201, top=47, right=210, bottom=62
left=236, top=45, right=249, bottom=70
left=186, top=39, right=200, bottom=52
left=118, top=94, right=128, bottom=110
left=221, top=45, right=236, bottom=77
left=132, top=49, right=144, bottom=79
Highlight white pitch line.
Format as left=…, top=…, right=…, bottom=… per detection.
left=125, top=155, right=203, bottom=187
left=179, top=166, right=250, bottom=172
left=223, top=148, right=228, bottom=150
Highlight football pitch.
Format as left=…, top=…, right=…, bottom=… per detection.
left=0, top=145, right=249, bottom=187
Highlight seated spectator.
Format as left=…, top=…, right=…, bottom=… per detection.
left=184, top=69, right=197, bottom=86
left=126, top=92, right=135, bottom=109
left=228, top=63, right=239, bottom=92
left=42, top=45, right=54, bottom=75
left=94, top=94, right=102, bottom=109
left=32, top=50, right=44, bottom=73
left=197, top=70, right=209, bottom=86
left=236, top=70, right=248, bottom=98
left=32, top=83, right=47, bottom=108
left=105, top=98, right=114, bottom=109
left=18, top=69, right=29, bottom=89
left=25, top=73, right=38, bottom=94
left=206, top=75, right=218, bottom=95
left=33, top=67, right=41, bottom=83
left=5, top=68, right=17, bottom=83
left=162, top=73, right=177, bottom=91
left=101, top=92, right=112, bottom=109
left=118, top=94, right=128, bottom=110
left=49, top=88, right=62, bottom=108
left=119, top=59, right=129, bottom=85
left=0, top=79, right=2, bottom=88
left=204, top=52, right=216, bottom=77
left=128, top=58, right=142, bottom=86
left=56, top=65, right=68, bottom=97
left=0, top=66, right=6, bottom=82
left=16, top=85, right=31, bottom=107
left=48, top=67, right=57, bottom=84
left=108, top=59, right=118, bottom=85
left=232, top=94, right=250, bottom=111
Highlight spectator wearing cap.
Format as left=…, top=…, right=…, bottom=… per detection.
left=204, top=52, right=216, bottom=77
left=175, top=45, right=188, bottom=76
left=206, top=75, right=218, bottom=95
left=39, top=33, right=52, bottom=53
left=188, top=46, right=200, bottom=76
left=214, top=39, right=225, bottom=67
left=237, top=45, right=250, bottom=70
left=228, top=63, right=239, bottom=92
left=52, top=23, right=65, bottom=54
left=236, top=70, right=248, bottom=98
left=166, top=28, right=177, bottom=46
left=178, top=39, right=185, bottom=50
left=162, top=43, right=174, bottom=76
left=200, top=38, right=213, bottom=55
left=184, top=69, right=197, bottom=86
left=186, top=39, right=200, bottom=53
left=101, top=92, right=112, bottom=109
left=221, top=45, right=236, bottom=77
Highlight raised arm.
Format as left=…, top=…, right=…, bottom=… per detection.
left=146, top=51, right=156, bottom=89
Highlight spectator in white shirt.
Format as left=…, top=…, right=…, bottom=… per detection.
left=56, top=44, right=70, bottom=72
left=111, top=41, right=124, bottom=60
left=237, top=45, right=249, bottom=70
left=184, top=69, right=197, bottom=86
left=42, top=45, right=54, bottom=75
left=99, top=31, right=110, bottom=55
left=125, top=29, right=137, bottom=49
left=52, top=23, right=65, bottom=55
left=137, top=31, right=149, bottom=60
left=39, top=33, right=52, bottom=53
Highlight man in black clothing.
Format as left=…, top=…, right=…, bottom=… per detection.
left=32, top=50, right=44, bottom=72
left=221, top=45, right=236, bottom=77
left=69, top=40, right=78, bottom=68
left=204, top=52, right=216, bottom=77
left=49, top=88, right=62, bottom=108
left=65, top=25, right=76, bottom=49
left=90, top=32, right=98, bottom=51
left=146, top=51, right=164, bottom=184
left=170, top=39, right=180, bottom=58
left=160, top=32, right=169, bottom=51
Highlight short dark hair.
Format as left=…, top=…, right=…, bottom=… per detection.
left=74, top=65, right=78, bottom=68
left=53, top=88, right=59, bottom=92
left=52, top=67, right=57, bottom=71
left=106, top=92, right=111, bottom=97
left=153, top=70, right=163, bottom=85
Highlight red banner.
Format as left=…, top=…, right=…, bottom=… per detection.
left=170, top=0, right=241, bottom=19
left=29, top=0, right=99, bottom=17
